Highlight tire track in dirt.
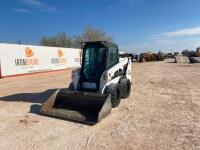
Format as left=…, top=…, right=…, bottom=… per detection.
left=85, top=62, right=200, bottom=150
left=85, top=63, right=156, bottom=150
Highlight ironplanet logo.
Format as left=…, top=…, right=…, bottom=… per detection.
left=15, top=48, right=39, bottom=66
left=51, top=49, right=67, bottom=64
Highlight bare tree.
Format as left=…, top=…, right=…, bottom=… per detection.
left=82, top=26, right=113, bottom=42
left=40, top=36, right=57, bottom=47
left=40, top=26, right=113, bottom=48
left=40, top=33, right=72, bottom=47
left=72, top=35, right=84, bottom=48
left=56, top=32, right=72, bottom=47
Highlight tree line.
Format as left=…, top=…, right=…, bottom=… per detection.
left=40, top=26, right=113, bottom=48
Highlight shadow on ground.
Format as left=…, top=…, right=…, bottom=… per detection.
left=167, top=62, right=176, bottom=63
left=0, top=89, right=57, bottom=114
left=0, top=89, right=99, bottom=125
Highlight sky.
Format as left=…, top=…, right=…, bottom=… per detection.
left=0, top=0, right=200, bottom=53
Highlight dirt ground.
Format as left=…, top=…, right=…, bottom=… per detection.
left=0, top=60, right=200, bottom=150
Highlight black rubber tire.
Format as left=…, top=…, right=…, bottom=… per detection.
left=120, top=78, right=131, bottom=98
left=105, top=84, right=121, bottom=108
left=68, top=83, right=74, bottom=90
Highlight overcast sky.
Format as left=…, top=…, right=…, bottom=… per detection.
left=1, top=0, right=200, bottom=53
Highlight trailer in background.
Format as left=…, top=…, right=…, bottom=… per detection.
left=0, top=43, right=81, bottom=78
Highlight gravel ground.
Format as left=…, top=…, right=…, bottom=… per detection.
left=0, top=60, right=200, bottom=150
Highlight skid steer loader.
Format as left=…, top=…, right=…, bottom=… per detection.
left=40, top=41, right=132, bottom=124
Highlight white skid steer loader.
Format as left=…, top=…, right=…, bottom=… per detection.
left=40, top=41, right=132, bottom=124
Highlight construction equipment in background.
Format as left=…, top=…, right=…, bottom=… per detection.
left=175, top=48, right=200, bottom=63
left=189, top=57, right=200, bottom=63
left=182, top=49, right=196, bottom=57
left=138, top=51, right=165, bottom=63
left=163, top=53, right=174, bottom=59
left=138, top=53, right=145, bottom=62
left=131, top=54, right=139, bottom=62
left=157, top=51, right=164, bottom=61
left=196, top=47, right=200, bottom=57
left=175, top=55, right=190, bottom=63
left=119, top=51, right=138, bottom=62
left=40, top=41, right=132, bottom=124
left=139, top=52, right=157, bottom=62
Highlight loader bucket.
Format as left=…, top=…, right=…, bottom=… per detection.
left=40, top=89, right=112, bottom=124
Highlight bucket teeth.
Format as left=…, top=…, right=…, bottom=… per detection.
left=40, top=89, right=112, bottom=124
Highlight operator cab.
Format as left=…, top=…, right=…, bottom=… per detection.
left=79, top=41, right=119, bottom=92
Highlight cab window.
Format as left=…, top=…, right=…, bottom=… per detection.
left=107, top=46, right=119, bottom=68
left=82, top=44, right=106, bottom=80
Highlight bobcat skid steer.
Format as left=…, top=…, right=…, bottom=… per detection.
left=40, top=41, right=132, bottom=124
